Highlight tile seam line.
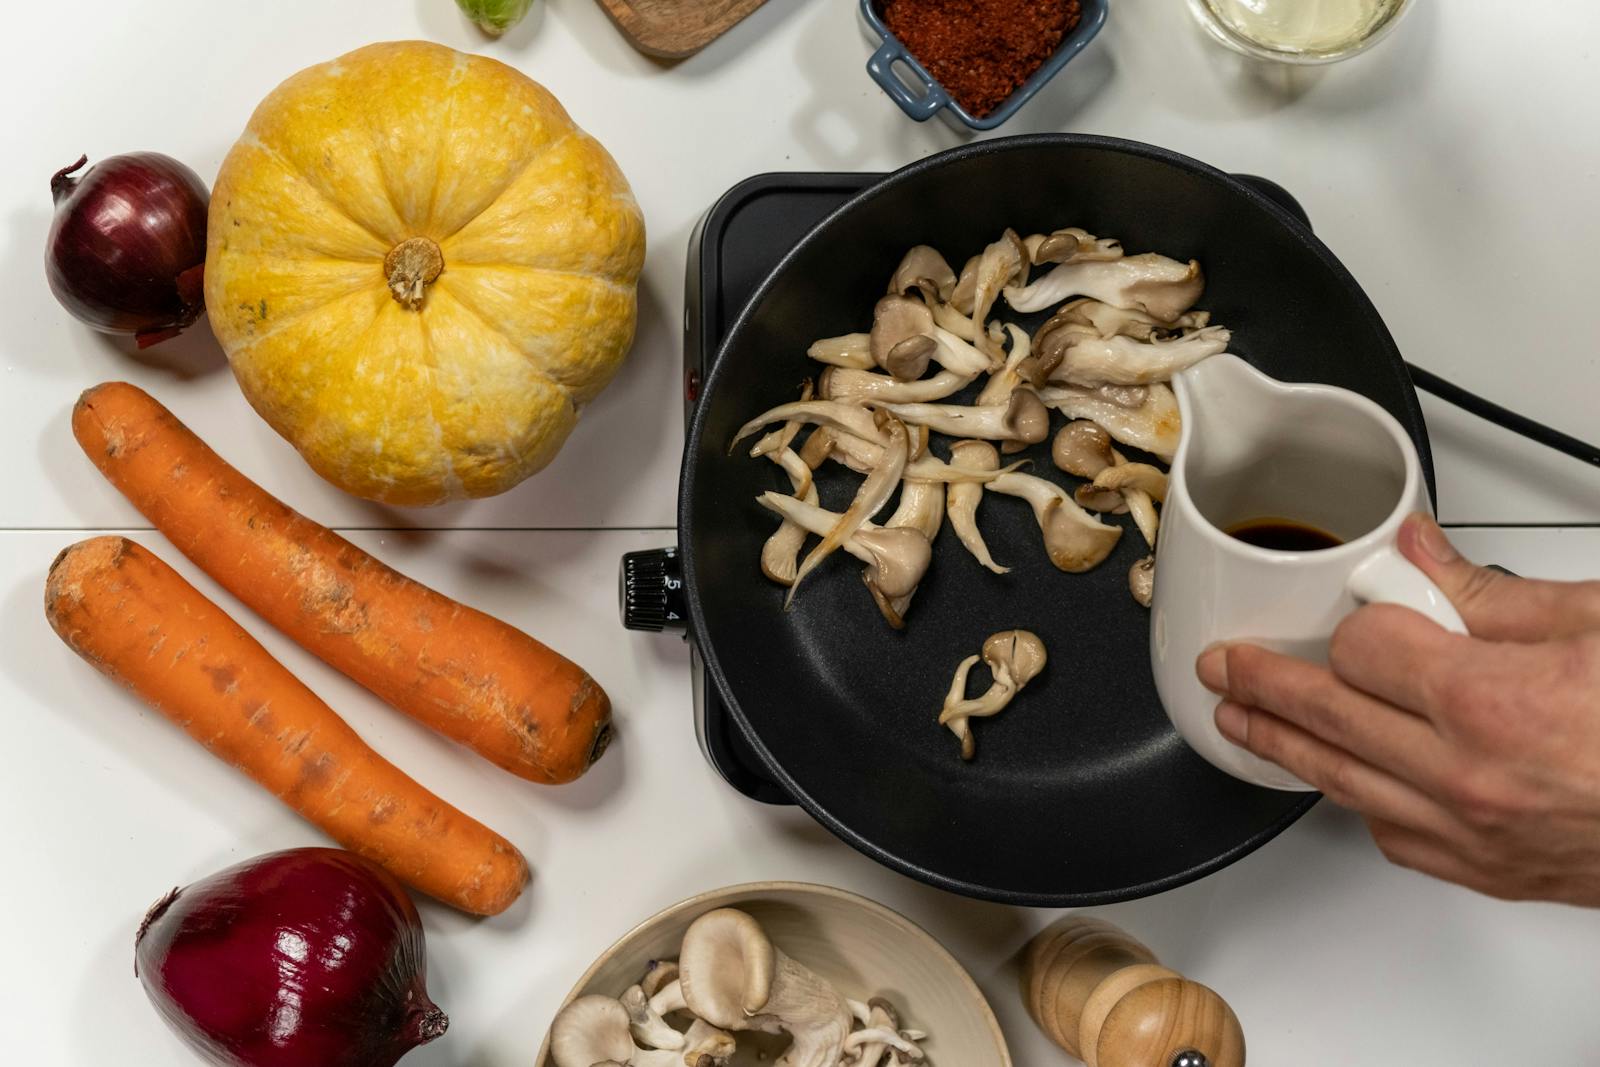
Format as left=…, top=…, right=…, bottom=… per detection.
left=1, top=523, right=1598, bottom=533
left=0, top=525, right=684, bottom=533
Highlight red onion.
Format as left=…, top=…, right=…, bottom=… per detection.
left=135, top=848, right=448, bottom=1067
left=46, top=152, right=209, bottom=348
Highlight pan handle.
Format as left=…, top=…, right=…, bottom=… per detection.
left=1232, top=173, right=1311, bottom=229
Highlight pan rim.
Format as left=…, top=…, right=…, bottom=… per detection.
left=679, top=133, right=1428, bottom=905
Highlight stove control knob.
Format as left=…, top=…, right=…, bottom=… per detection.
left=620, top=547, right=688, bottom=633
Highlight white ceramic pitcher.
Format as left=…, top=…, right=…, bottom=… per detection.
left=1151, top=354, right=1466, bottom=790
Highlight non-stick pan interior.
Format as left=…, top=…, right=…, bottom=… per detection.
left=681, top=136, right=1428, bottom=904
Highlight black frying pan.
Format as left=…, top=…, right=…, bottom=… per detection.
left=678, top=134, right=1432, bottom=906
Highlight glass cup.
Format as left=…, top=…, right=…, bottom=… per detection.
left=1187, top=0, right=1414, bottom=64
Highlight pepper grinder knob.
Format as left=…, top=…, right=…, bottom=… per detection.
left=1021, top=918, right=1244, bottom=1067
left=619, top=547, right=688, bottom=633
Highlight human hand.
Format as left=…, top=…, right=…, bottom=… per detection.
left=1196, top=514, right=1600, bottom=906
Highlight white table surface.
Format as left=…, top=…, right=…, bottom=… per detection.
left=3, top=2, right=1599, bottom=1065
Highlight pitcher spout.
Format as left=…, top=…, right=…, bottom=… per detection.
left=1171, top=353, right=1289, bottom=465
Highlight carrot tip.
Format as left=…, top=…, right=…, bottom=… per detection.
left=588, top=720, right=615, bottom=766
left=47, top=543, right=75, bottom=580
left=75, top=380, right=114, bottom=410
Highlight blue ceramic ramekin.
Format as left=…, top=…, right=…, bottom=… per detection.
left=860, top=0, right=1108, bottom=130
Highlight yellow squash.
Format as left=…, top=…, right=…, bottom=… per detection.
left=205, top=41, right=646, bottom=505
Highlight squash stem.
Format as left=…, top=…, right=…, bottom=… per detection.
left=384, top=237, right=443, bottom=310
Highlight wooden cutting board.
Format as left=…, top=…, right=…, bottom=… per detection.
left=594, top=0, right=771, bottom=58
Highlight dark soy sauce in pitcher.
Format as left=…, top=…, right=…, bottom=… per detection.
left=1226, top=518, right=1344, bottom=552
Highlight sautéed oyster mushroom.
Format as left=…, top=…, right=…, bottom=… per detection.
left=733, top=225, right=1233, bottom=754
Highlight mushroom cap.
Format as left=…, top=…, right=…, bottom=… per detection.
left=870, top=295, right=937, bottom=381
left=640, top=960, right=680, bottom=999
left=1039, top=382, right=1180, bottom=461
left=1030, top=230, right=1081, bottom=264
left=549, top=996, right=636, bottom=1067
left=806, top=332, right=874, bottom=369
left=1119, top=254, right=1206, bottom=321
left=1057, top=297, right=1210, bottom=341
left=1073, top=482, right=1127, bottom=513
left=1005, top=389, right=1051, bottom=445
left=1095, top=461, right=1169, bottom=502
left=950, top=253, right=981, bottom=313
left=1130, top=555, right=1156, bottom=607
left=867, top=997, right=902, bottom=1028
left=888, top=245, right=957, bottom=303
left=1026, top=227, right=1123, bottom=266
left=856, top=527, right=933, bottom=599
left=1031, top=310, right=1096, bottom=384
left=680, top=908, right=777, bottom=1028
left=1052, top=420, right=1114, bottom=478
left=1040, top=496, right=1123, bottom=571
left=682, top=1019, right=737, bottom=1067
left=1098, top=384, right=1150, bottom=409
left=681, top=910, right=853, bottom=1067
left=884, top=336, right=937, bottom=381
left=983, top=630, right=1048, bottom=688
left=991, top=471, right=1123, bottom=572
left=1049, top=327, right=1229, bottom=388
left=948, top=438, right=1000, bottom=470
left=1002, top=251, right=1202, bottom=317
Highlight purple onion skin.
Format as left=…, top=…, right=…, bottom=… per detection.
left=135, top=848, right=448, bottom=1067
left=46, top=152, right=209, bottom=347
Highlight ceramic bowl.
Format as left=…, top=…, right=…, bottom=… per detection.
left=533, top=881, right=1012, bottom=1066
left=859, top=0, right=1108, bottom=130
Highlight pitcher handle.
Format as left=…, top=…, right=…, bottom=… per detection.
left=1347, top=544, right=1468, bottom=634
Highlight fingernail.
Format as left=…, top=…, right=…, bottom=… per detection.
left=1196, top=644, right=1230, bottom=694
left=1215, top=701, right=1250, bottom=745
left=1411, top=513, right=1458, bottom=564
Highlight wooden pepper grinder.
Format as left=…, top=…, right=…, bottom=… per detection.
left=1021, top=917, right=1245, bottom=1067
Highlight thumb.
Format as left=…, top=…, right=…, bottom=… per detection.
left=1397, top=513, right=1600, bottom=641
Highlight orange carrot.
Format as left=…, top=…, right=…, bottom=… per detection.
left=45, top=536, right=528, bottom=916
left=72, top=382, right=611, bottom=785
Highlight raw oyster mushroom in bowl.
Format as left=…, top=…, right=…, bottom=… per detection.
left=535, top=882, right=1010, bottom=1066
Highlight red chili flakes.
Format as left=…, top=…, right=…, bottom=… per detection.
left=882, top=0, right=1083, bottom=119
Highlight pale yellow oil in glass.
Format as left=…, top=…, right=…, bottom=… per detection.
left=1199, top=0, right=1401, bottom=57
